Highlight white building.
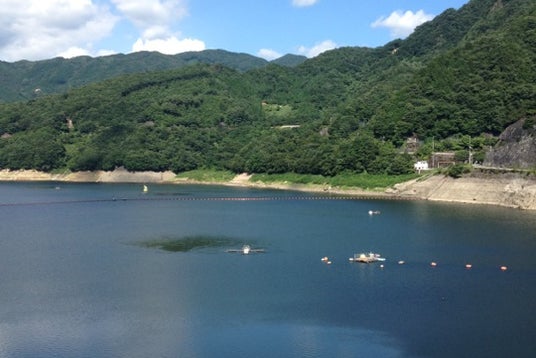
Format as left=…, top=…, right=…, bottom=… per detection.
left=414, top=161, right=429, bottom=172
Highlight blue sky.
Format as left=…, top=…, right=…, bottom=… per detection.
left=1, top=0, right=468, bottom=62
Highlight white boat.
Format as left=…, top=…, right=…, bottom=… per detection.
left=349, top=252, right=386, bottom=263
left=226, top=245, right=265, bottom=255
left=368, top=210, right=381, bottom=215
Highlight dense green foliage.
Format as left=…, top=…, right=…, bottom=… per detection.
left=251, top=172, right=420, bottom=190
left=0, top=50, right=304, bottom=103
left=0, top=0, right=534, bottom=178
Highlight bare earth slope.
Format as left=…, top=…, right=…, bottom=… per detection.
left=0, top=168, right=176, bottom=183
left=392, top=175, right=536, bottom=210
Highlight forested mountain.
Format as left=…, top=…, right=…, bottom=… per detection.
left=0, top=0, right=534, bottom=176
left=270, top=54, right=308, bottom=67
left=0, top=50, right=305, bottom=103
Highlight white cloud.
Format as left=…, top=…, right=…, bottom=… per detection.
left=371, top=10, right=434, bottom=38
left=292, top=0, right=318, bottom=7
left=58, top=46, right=91, bottom=59
left=0, top=0, right=204, bottom=61
left=132, top=36, right=205, bottom=54
left=257, top=49, right=282, bottom=61
left=298, top=40, right=337, bottom=58
left=111, top=0, right=188, bottom=30
left=97, top=49, right=119, bottom=57
left=60, top=46, right=117, bottom=59
left=112, top=0, right=205, bottom=56
left=0, top=0, right=118, bottom=61
left=141, top=26, right=169, bottom=41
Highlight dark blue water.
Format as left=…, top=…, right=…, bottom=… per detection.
left=0, top=182, right=534, bottom=357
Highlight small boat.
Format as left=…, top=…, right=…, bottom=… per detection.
left=321, top=256, right=332, bottom=264
left=142, top=185, right=148, bottom=193
left=368, top=210, right=381, bottom=215
left=349, top=252, right=386, bottom=263
left=226, top=245, right=265, bottom=255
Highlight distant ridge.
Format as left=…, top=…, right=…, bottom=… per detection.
left=270, top=54, right=308, bottom=67
left=0, top=49, right=303, bottom=103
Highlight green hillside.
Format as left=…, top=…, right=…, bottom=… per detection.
left=0, top=0, right=534, bottom=176
left=0, top=50, right=305, bottom=103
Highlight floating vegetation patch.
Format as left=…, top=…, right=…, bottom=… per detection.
left=140, top=235, right=237, bottom=252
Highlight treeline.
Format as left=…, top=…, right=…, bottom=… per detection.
left=0, top=49, right=291, bottom=103
left=0, top=63, right=416, bottom=175
left=0, top=0, right=534, bottom=176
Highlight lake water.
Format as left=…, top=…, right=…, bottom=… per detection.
left=0, top=182, right=534, bottom=357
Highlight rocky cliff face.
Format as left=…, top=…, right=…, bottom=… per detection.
left=484, top=118, right=536, bottom=169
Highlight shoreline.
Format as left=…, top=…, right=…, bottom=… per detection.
left=1, top=168, right=535, bottom=211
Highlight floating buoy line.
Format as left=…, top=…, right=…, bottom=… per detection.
left=0, top=194, right=511, bottom=273
left=322, top=257, right=510, bottom=272
left=0, top=193, right=418, bottom=208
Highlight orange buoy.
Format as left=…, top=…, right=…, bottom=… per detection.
left=465, top=264, right=472, bottom=269
left=430, top=262, right=437, bottom=267
left=500, top=266, right=508, bottom=271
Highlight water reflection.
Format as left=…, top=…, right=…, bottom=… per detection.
left=139, top=235, right=238, bottom=252
left=0, top=182, right=534, bottom=357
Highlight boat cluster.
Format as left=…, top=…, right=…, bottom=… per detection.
left=348, top=252, right=386, bottom=263
left=321, top=252, right=385, bottom=265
